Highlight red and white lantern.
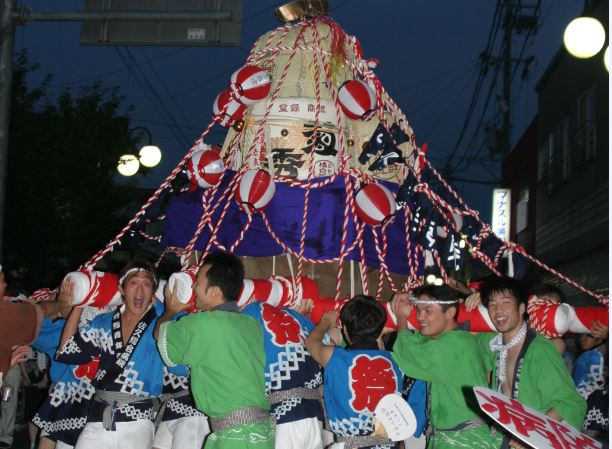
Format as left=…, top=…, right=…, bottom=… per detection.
left=213, top=89, right=247, bottom=128
left=338, top=79, right=377, bottom=120
left=167, top=266, right=199, bottom=313
left=355, top=183, right=397, bottom=226
left=63, top=271, right=122, bottom=308
left=186, top=145, right=225, bottom=190
left=235, top=169, right=275, bottom=212
left=229, top=65, right=271, bottom=105
left=436, top=211, right=464, bottom=238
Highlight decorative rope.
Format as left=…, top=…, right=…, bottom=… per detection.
left=229, top=211, right=253, bottom=253
left=295, top=22, right=323, bottom=296
left=83, top=119, right=217, bottom=269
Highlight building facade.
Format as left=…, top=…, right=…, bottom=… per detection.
left=533, top=0, right=608, bottom=304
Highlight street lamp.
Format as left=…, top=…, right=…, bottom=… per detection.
left=117, top=127, right=162, bottom=176
left=563, top=17, right=606, bottom=59
left=117, top=154, right=140, bottom=177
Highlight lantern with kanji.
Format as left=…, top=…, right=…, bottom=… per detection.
left=229, top=65, right=272, bottom=105
left=186, top=146, right=225, bottom=189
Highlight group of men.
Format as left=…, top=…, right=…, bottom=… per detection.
left=2, top=252, right=593, bottom=449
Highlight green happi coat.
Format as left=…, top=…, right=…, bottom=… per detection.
left=393, top=329, right=499, bottom=449
left=158, top=310, right=274, bottom=449
left=476, top=330, right=586, bottom=431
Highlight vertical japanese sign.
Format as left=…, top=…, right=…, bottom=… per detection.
left=491, top=188, right=511, bottom=241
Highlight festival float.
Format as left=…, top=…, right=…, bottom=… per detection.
left=64, top=1, right=606, bottom=333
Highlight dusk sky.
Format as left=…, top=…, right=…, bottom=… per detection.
left=15, top=0, right=590, bottom=218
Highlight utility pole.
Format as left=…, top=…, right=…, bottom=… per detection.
left=0, top=0, right=16, bottom=265
left=0, top=3, right=234, bottom=263
left=502, top=0, right=513, bottom=156
left=485, top=0, right=539, bottom=158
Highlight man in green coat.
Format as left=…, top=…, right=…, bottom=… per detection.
left=391, top=285, right=498, bottom=449
left=473, top=276, right=586, bottom=449
left=155, top=252, right=274, bottom=449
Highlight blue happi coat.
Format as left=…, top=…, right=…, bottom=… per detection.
left=55, top=302, right=166, bottom=425
left=32, top=317, right=97, bottom=446
left=324, top=346, right=403, bottom=446
left=242, top=302, right=323, bottom=424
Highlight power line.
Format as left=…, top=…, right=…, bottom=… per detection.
left=445, top=1, right=503, bottom=167
left=450, top=0, right=541, bottom=174
left=390, top=59, right=478, bottom=96
left=47, top=48, right=189, bottom=88
left=115, top=46, right=191, bottom=149
left=422, top=65, right=480, bottom=140
left=404, top=63, right=477, bottom=116
left=137, top=47, right=197, bottom=133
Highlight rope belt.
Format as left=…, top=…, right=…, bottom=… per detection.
left=95, top=389, right=158, bottom=431
left=267, top=386, right=322, bottom=404
left=153, top=390, right=192, bottom=428
left=209, top=407, right=270, bottom=433
left=335, top=434, right=394, bottom=448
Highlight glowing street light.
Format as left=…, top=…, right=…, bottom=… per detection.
left=563, top=17, right=606, bottom=59
left=117, top=154, right=140, bottom=177
left=139, top=145, right=162, bottom=168
left=117, top=127, right=162, bottom=176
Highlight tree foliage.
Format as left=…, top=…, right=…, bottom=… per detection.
left=5, top=51, right=138, bottom=291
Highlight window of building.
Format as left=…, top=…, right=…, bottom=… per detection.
left=561, top=116, right=570, bottom=180
left=576, top=86, right=597, bottom=161
left=516, top=187, right=529, bottom=233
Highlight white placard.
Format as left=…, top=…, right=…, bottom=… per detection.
left=474, top=387, right=602, bottom=449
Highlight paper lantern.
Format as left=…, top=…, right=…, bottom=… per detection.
left=213, top=89, right=247, bottom=127
left=229, top=65, right=271, bottom=105
left=338, top=79, right=377, bottom=120
left=187, top=146, right=225, bottom=189
left=355, top=183, right=397, bottom=226
left=436, top=212, right=464, bottom=238
left=234, top=169, right=275, bottom=212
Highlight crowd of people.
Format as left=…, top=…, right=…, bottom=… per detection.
left=0, top=253, right=608, bottom=449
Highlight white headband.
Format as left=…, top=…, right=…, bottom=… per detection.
left=119, top=268, right=157, bottom=286
left=412, top=299, right=459, bottom=305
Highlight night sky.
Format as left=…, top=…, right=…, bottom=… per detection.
left=15, top=0, right=588, bottom=219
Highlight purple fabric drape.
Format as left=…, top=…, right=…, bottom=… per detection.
left=160, top=171, right=421, bottom=276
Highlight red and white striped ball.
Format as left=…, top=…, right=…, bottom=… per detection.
left=355, top=183, right=397, bottom=226
left=234, top=169, right=276, bottom=212
left=436, top=212, right=464, bottom=238
left=187, top=146, right=225, bottom=189
left=338, top=79, right=377, bottom=120
left=213, top=89, right=247, bottom=127
left=229, top=65, right=271, bottom=105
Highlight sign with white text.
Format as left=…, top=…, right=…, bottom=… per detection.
left=474, top=387, right=602, bottom=449
left=491, top=188, right=511, bottom=241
